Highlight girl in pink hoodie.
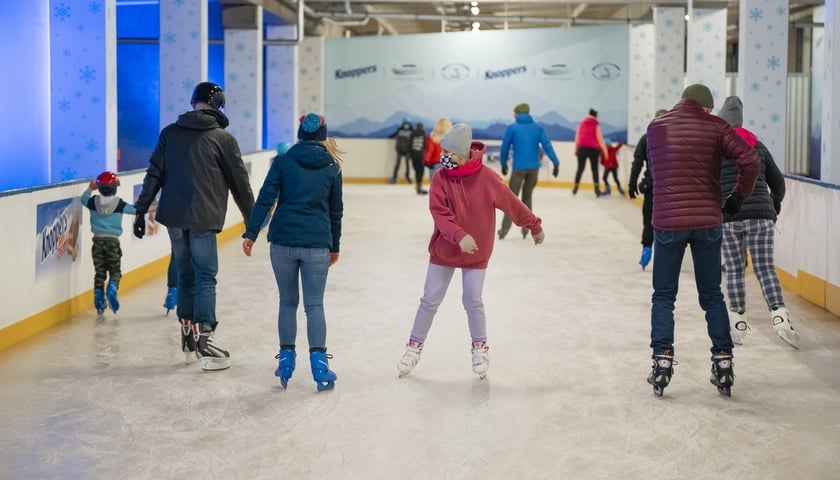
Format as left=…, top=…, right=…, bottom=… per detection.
left=396, top=123, right=546, bottom=379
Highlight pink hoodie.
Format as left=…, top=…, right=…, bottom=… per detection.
left=427, top=141, right=542, bottom=269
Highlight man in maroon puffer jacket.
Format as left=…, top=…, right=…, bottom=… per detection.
left=644, top=84, right=759, bottom=398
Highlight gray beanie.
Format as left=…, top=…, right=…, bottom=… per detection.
left=717, top=96, right=744, bottom=127
left=681, top=83, right=714, bottom=109
left=441, top=123, right=472, bottom=158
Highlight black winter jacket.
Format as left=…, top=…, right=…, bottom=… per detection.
left=721, top=130, right=785, bottom=222
left=136, top=109, right=254, bottom=231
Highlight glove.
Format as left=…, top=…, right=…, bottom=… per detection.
left=501, top=165, right=509, bottom=176
left=532, top=230, right=545, bottom=245
left=133, top=213, right=146, bottom=239
left=552, top=164, right=559, bottom=178
left=628, top=182, right=637, bottom=199
left=773, top=200, right=782, bottom=215
left=722, top=191, right=744, bottom=216
left=459, top=234, right=478, bottom=254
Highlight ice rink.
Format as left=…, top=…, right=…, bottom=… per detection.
left=1, top=184, right=839, bottom=479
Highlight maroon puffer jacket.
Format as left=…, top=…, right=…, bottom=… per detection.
left=646, top=99, right=759, bottom=231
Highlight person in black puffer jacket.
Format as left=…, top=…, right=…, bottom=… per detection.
left=628, top=109, right=667, bottom=270
left=717, top=96, right=799, bottom=349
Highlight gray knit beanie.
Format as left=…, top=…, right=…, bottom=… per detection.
left=717, top=96, right=744, bottom=127
left=681, top=84, right=714, bottom=109
left=441, top=123, right=472, bottom=158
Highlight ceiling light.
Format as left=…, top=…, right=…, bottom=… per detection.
left=471, top=1, right=479, bottom=6
left=470, top=6, right=480, bottom=15
left=472, top=21, right=481, bottom=29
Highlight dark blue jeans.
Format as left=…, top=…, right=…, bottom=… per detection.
left=650, top=227, right=733, bottom=356
left=168, top=228, right=219, bottom=325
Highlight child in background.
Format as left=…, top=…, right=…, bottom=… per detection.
left=396, top=124, right=546, bottom=379
left=81, top=171, right=138, bottom=315
left=422, top=118, right=453, bottom=180
left=409, top=122, right=428, bottom=194
left=600, top=139, right=624, bottom=196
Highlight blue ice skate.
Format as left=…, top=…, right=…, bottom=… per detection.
left=106, top=281, right=120, bottom=314
left=275, top=349, right=296, bottom=389
left=94, top=288, right=107, bottom=315
left=163, top=287, right=177, bottom=315
left=310, top=351, right=337, bottom=392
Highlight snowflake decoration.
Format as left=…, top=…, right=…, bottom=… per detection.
left=702, top=22, right=713, bottom=32
left=62, top=49, right=71, bottom=57
left=665, top=18, right=674, bottom=28
left=75, top=90, right=84, bottom=99
left=86, top=140, right=99, bottom=152
left=90, top=96, right=100, bottom=104
left=60, top=167, right=77, bottom=181
left=749, top=8, right=762, bottom=21
left=770, top=113, right=780, bottom=123
left=767, top=56, right=781, bottom=70
left=243, top=111, right=253, bottom=119
left=715, top=51, right=723, bottom=59
left=761, top=124, right=767, bottom=130
left=229, top=72, right=239, bottom=82
left=162, top=32, right=177, bottom=45
left=174, top=0, right=185, bottom=6
left=181, top=79, right=194, bottom=91
left=58, top=99, right=71, bottom=112
left=776, top=6, right=786, bottom=16
left=54, top=3, right=71, bottom=21
left=658, top=45, right=668, bottom=53
left=755, top=42, right=762, bottom=50
left=643, top=81, right=651, bottom=88
left=236, top=43, right=246, bottom=52
left=79, top=66, right=96, bottom=83
left=190, top=30, right=199, bottom=40
left=88, top=2, right=101, bottom=14
left=750, top=82, right=760, bottom=92
left=670, top=76, right=680, bottom=85
left=695, top=52, right=705, bottom=63
left=167, top=103, right=176, bottom=112
left=57, top=147, right=66, bottom=155
left=776, top=79, right=782, bottom=86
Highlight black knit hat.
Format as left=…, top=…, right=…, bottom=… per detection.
left=297, top=113, right=327, bottom=141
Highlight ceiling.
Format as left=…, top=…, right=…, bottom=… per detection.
left=258, top=0, right=824, bottom=39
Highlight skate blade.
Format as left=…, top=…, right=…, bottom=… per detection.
left=200, top=357, right=230, bottom=371
left=717, top=387, right=731, bottom=397
left=316, top=381, right=335, bottom=392
left=777, top=330, right=800, bottom=350
left=653, top=386, right=664, bottom=397
left=185, top=352, right=197, bottom=365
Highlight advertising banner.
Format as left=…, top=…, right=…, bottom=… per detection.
left=325, top=25, right=629, bottom=142
left=36, top=197, right=82, bottom=279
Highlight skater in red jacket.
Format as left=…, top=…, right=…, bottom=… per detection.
left=396, top=123, right=546, bottom=379
left=600, top=139, right=624, bottom=196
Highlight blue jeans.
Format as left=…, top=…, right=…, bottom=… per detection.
left=650, top=227, right=733, bottom=356
left=270, top=244, right=331, bottom=350
left=168, top=228, right=218, bottom=325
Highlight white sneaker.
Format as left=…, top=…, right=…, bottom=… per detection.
left=730, top=311, right=750, bottom=345
left=771, top=306, right=799, bottom=349
left=397, top=340, right=423, bottom=377
left=471, top=341, right=490, bottom=378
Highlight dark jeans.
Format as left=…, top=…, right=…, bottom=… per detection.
left=392, top=152, right=411, bottom=180
left=166, top=252, right=177, bottom=288
left=574, top=147, right=600, bottom=186
left=410, top=152, right=425, bottom=189
left=169, top=228, right=219, bottom=325
left=650, top=227, right=733, bottom=356
left=500, top=168, right=539, bottom=235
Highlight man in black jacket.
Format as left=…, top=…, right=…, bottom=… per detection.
left=134, top=82, right=255, bottom=371
left=628, top=109, right=667, bottom=270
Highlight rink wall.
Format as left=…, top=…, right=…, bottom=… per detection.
left=0, top=150, right=275, bottom=352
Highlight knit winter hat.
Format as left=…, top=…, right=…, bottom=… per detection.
left=441, top=123, right=472, bottom=158
left=717, top=96, right=744, bottom=127
left=514, top=103, right=530, bottom=114
left=589, top=108, right=598, bottom=117
left=681, top=84, right=714, bottom=109
left=297, top=113, right=327, bottom=141
left=276, top=141, right=292, bottom=156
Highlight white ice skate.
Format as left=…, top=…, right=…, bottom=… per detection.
left=397, top=340, right=423, bottom=377
left=771, top=306, right=799, bottom=349
left=471, top=341, right=490, bottom=379
left=729, top=310, right=750, bottom=346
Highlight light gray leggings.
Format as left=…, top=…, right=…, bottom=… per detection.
left=409, top=263, right=487, bottom=344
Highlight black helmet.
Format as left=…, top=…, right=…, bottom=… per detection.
left=191, top=82, right=225, bottom=110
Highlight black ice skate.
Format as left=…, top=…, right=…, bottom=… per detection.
left=710, top=352, right=735, bottom=397
left=180, top=319, right=196, bottom=365
left=192, top=322, right=230, bottom=371
left=647, top=353, right=675, bottom=397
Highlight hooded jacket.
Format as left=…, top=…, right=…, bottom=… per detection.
left=244, top=141, right=343, bottom=252
left=81, top=189, right=137, bottom=238
left=136, top=109, right=254, bottom=231
left=646, top=99, right=760, bottom=231
left=500, top=114, right=560, bottom=171
left=717, top=96, right=785, bottom=222
left=428, top=142, right=542, bottom=269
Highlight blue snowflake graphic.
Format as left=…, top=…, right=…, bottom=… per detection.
left=776, top=6, right=786, bottom=16
left=57, top=147, right=66, bottom=155
left=643, top=81, right=651, bottom=88
left=162, top=32, right=177, bottom=45
left=633, top=54, right=641, bottom=61
left=702, top=22, right=712, bottom=32
left=695, top=52, right=705, bottom=63
left=174, top=0, right=185, bottom=6
left=236, top=43, right=246, bottom=52
left=90, top=96, right=100, bottom=104
left=670, top=76, right=680, bottom=85
left=749, top=8, right=762, bottom=21
left=181, top=79, right=193, bottom=91
left=750, top=82, right=760, bottom=92
left=190, top=30, right=199, bottom=40
left=79, top=66, right=96, bottom=83
left=665, top=18, right=674, bottom=28
left=761, top=123, right=767, bottom=130
left=770, top=113, right=780, bottom=123
left=88, top=2, right=102, bottom=14
left=270, top=60, right=279, bottom=69
left=75, top=91, right=84, bottom=99
left=658, top=45, right=668, bottom=53
left=54, top=3, right=71, bottom=21
left=715, top=51, right=723, bottom=59
left=60, top=167, right=77, bottom=181
left=229, top=73, right=239, bottom=82
left=58, top=99, right=71, bottom=112
left=767, top=56, right=781, bottom=70
left=776, top=79, right=782, bottom=86
left=755, top=42, right=762, bottom=50
left=167, top=104, right=176, bottom=112
left=243, top=111, right=253, bottom=119
left=62, top=49, right=72, bottom=57
left=86, top=140, right=99, bottom=152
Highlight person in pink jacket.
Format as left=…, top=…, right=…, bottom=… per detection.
left=396, top=123, right=546, bottom=379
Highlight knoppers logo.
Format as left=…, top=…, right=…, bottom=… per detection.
left=40, top=208, right=70, bottom=263
left=335, top=65, right=378, bottom=80
left=485, top=65, right=527, bottom=80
